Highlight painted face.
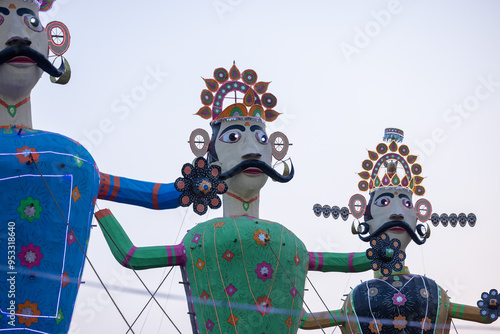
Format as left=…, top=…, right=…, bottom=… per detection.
left=0, top=0, right=48, bottom=99
left=213, top=118, right=272, bottom=195
left=366, top=187, right=417, bottom=249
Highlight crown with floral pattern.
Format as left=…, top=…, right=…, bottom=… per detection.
left=358, top=128, right=425, bottom=196
left=196, top=63, right=280, bottom=124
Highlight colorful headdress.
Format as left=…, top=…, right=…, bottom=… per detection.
left=196, top=63, right=280, bottom=124
left=23, top=0, right=55, bottom=11
left=358, top=128, right=425, bottom=196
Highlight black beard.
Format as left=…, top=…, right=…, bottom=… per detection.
left=359, top=220, right=427, bottom=245
left=219, top=159, right=294, bottom=183
left=0, top=45, right=65, bottom=77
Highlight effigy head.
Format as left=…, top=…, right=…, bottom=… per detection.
left=189, top=63, right=293, bottom=194
left=353, top=128, right=430, bottom=247
left=0, top=0, right=64, bottom=98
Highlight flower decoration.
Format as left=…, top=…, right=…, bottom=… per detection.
left=201, top=290, right=210, bottom=303
left=253, top=229, right=270, bottom=246
left=392, top=292, right=407, bottom=306
left=420, top=317, right=432, bottom=331
left=227, top=313, right=239, bottom=326
left=15, top=146, right=39, bottom=164
left=366, top=233, right=406, bottom=277
left=255, top=261, right=274, bottom=282
left=222, top=249, right=235, bottom=262
left=17, top=196, right=43, bottom=223
left=17, top=243, right=44, bottom=269
left=62, top=271, right=70, bottom=288
left=17, top=300, right=42, bottom=327
left=478, top=289, right=499, bottom=321
left=290, top=287, right=298, bottom=298
left=225, top=284, right=238, bottom=297
left=369, top=319, right=382, bottom=333
left=285, top=316, right=293, bottom=329
left=55, top=308, right=64, bottom=325
left=72, top=186, right=81, bottom=202
left=175, top=157, right=227, bottom=215
left=255, top=296, right=273, bottom=316
left=206, top=319, right=215, bottom=332
left=393, top=315, right=407, bottom=330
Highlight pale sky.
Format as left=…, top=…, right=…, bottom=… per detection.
left=31, top=0, right=500, bottom=333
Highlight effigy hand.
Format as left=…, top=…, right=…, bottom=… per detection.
left=366, top=233, right=406, bottom=277
left=174, top=157, right=228, bottom=215
left=478, top=289, right=499, bottom=321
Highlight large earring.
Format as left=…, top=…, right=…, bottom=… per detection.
left=189, top=128, right=210, bottom=157
left=269, top=131, right=289, bottom=160
left=46, top=21, right=71, bottom=85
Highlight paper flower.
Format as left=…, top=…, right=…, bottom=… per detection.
left=175, top=157, right=227, bottom=215
left=366, top=233, right=406, bottom=277
left=478, top=289, right=499, bottom=321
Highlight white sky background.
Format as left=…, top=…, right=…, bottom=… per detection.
left=30, top=0, right=500, bottom=333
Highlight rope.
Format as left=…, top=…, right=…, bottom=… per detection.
left=306, top=276, right=337, bottom=325
left=29, top=155, right=135, bottom=333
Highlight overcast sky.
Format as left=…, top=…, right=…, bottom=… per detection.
left=31, top=0, right=500, bottom=333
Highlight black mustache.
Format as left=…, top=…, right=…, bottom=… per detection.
left=359, top=220, right=426, bottom=245
left=219, top=159, right=294, bottom=183
left=0, top=45, right=65, bottom=77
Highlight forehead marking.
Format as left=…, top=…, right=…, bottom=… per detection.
left=9, top=4, right=16, bottom=8
left=244, top=122, right=249, bottom=126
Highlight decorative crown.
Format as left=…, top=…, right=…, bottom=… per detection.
left=24, top=0, right=55, bottom=11
left=196, top=63, right=281, bottom=124
left=358, top=128, right=425, bottom=196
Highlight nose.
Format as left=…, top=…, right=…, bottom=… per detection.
left=390, top=213, right=404, bottom=220
left=6, top=36, right=32, bottom=47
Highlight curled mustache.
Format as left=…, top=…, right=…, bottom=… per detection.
left=359, top=220, right=427, bottom=245
left=0, top=45, right=65, bottom=77
left=219, top=159, right=294, bottom=183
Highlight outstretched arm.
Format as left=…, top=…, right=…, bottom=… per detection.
left=95, top=209, right=185, bottom=270
left=308, top=251, right=371, bottom=273
left=98, top=172, right=180, bottom=210
left=300, top=309, right=344, bottom=329
left=449, top=302, right=496, bottom=324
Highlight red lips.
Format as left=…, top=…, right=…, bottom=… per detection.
left=243, top=168, right=263, bottom=175
left=389, top=227, right=406, bottom=233
left=7, top=56, right=36, bottom=64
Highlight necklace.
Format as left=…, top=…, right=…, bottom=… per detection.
left=226, top=192, right=259, bottom=211
left=0, top=96, right=30, bottom=118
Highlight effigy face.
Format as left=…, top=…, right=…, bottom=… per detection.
left=213, top=118, right=272, bottom=195
left=0, top=0, right=48, bottom=98
left=365, top=187, right=417, bottom=250
left=181, top=215, right=308, bottom=334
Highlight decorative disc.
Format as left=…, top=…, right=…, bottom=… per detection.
left=46, top=21, right=70, bottom=56
left=414, top=198, right=432, bottom=222
left=349, top=194, right=366, bottom=219
left=189, top=128, right=210, bottom=157
left=269, top=132, right=289, bottom=161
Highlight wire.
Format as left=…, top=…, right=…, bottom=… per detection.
left=97, top=212, right=182, bottom=334
left=30, top=155, right=135, bottom=333
left=306, top=276, right=337, bottom=325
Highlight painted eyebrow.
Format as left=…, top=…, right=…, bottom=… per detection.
left=218, top=124, right=246, bottom=138
left=398, top=193, right=411, bottom=200
left=374, top=192, right=395, bottom=201
left=250, top=125, right=265, bottom=133
left=0, top=7, right=10, bottom=15
left=17, top=8, right=36, bottom=16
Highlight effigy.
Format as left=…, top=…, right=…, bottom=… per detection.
left=301, top=128, right=499, bottom=333
left=96, top=63, right=374, bottom=334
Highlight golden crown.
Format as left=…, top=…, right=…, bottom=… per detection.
left=196, top=63, right=280, bottom=124
left=358, top=128, right=425, bottom=196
